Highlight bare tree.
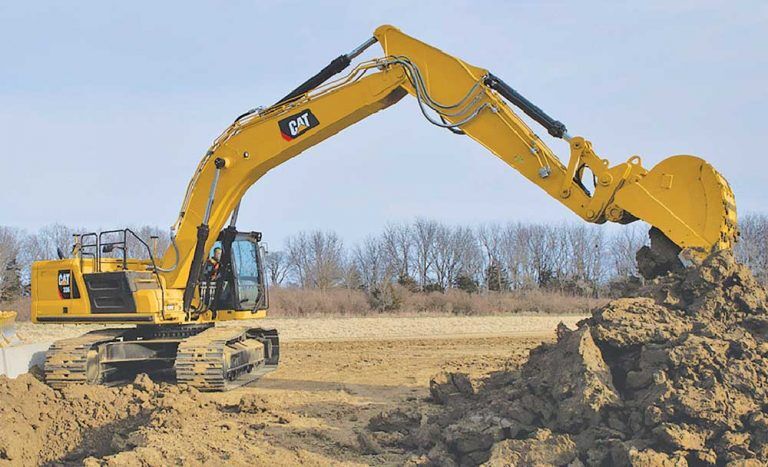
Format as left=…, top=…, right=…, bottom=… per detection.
left=431, top=224, right=453, bottom=289
left=477, top=223, right=502, bottom=266
left=412, top=218, right=438, bottom=289
left=499, top=223, right=533, bottom=290
left=353, top=235, right=391, bottom=291
left=265, top=251, right=290, bottom=286
left=525, top=224, right=562, bottom=288
left=0, top=227, right=23, bottom=271
left=432, top=225, right=481, bottom=289
left=565, top=223, right=606, bottom=285
left=478, top=223, right=506, bottom=290
left=381, top=222, right=413, bottom=281
left=610, top=224, right=647, bottom=278
left=308, top=231, right=345, bottom=290
left=126, top=225, right=171, bottom=260
left=736, top=213, right=768, bottom=283
left=286, top=233, right=310, bottom=287
left=340, top=261, right=363, bottom=290
left=286, top=231, right=345, bottom=290
left=453, top=226, right=483, bottom=284
left=23, top=224, right=83, bottom=263
left=0, top=227, right=25, bottom=300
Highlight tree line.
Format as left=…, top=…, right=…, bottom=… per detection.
left=267, top=214, right=768, bottom=296
left=268, top=220, right=641, bottom=299
left=0, top=214, right=765, bottom=305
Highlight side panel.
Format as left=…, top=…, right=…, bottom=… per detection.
left=32, top=259, right=92, bottom=321
left=32, top=260, right=168, bottom=324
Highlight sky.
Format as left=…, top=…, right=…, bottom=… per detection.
left=1, top=1, right=766, bottom=248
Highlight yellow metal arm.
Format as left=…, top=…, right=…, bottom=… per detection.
left=161, top=63, right=409, bottom=289
left=373, top=25, right=736, bottom=252
left=160, top=24, right=737, bottom=296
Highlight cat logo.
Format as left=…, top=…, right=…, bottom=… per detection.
left=278, top=109, right=319, bottom=141
left=57, top=270, right=80, bottom=299
left=58, top=271, right=70, bottom=287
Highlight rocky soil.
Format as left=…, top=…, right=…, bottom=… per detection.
left=365, top=251, right=768, bottom=466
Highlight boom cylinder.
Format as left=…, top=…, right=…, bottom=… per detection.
left=182, top=158, right=226, bottom=313
left=182, top=224, right=210, bottom=313
left=275, top=37, right=378, bottom=106
left=484, top=73, right=568, bottom=138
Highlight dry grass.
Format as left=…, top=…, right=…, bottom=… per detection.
left=5, top=288, right=605, bottom=322
left=268, top=287, right=605, bottom=318
left=269, top=288, right=371, bottom=317
left=403, top=288, right=604, bottom=316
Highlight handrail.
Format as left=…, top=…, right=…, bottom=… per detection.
left=77, top=228, right=167, bottom=320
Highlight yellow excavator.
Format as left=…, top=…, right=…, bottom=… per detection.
left=30, top=25, right=737, bottom=391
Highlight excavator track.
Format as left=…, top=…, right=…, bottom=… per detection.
left=44, top=329, right=129, bottom=389
left=175, top=326, right=278, bottom=392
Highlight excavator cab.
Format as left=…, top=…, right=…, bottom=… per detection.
left=199, top=230, right=268, bottom=313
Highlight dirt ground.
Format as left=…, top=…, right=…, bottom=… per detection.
left=2, top=315, right=582, bottom=466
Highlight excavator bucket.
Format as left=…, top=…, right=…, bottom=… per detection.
left=614, top=155, right=738, bottom=257
left=0, top=311, right=20, bottom=348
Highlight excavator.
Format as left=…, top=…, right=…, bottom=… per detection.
left=30, top=25, right=737, bottom=391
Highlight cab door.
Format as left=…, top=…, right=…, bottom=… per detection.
left=231, top=233, right=268, bottom=311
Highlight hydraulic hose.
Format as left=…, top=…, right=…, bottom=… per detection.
left=154, top=231, right=180, bottom=273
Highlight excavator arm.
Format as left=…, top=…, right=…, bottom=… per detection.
left=160, top=25, right=738, bottom=307
left=161, top=61, right=411, bottom=293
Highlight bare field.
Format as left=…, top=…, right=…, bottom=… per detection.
left=14, top=314, right=585, bottom=345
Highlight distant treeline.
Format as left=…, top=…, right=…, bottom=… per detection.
left=268, top=214, right=766, bottom=304
left=0, top=214, right=765, bottom=309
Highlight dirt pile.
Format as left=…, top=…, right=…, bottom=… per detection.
left=0, top=372, right=360, bottom=466
left=366, top=251, right=768, bottom=466
left=0, top=373, right=194, bottom=465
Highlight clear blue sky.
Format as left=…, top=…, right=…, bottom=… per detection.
left=1, top=1, right=765, bottom=247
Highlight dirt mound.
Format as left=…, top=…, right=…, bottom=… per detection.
left=366, top=250, right=768, bottom=466
left=0, top=373, right=167, bottom=465
left=0, top=372, right=361, bottom=466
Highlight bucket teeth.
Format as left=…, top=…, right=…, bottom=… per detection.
left=614, top=155, right=738, bottom=254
